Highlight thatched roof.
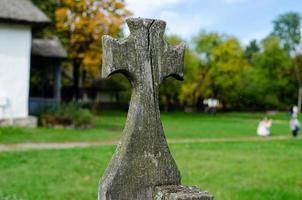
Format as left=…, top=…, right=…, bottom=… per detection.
left=0, top=0, right=50, bottom=25
left=32, top=37, right=67, bottom=59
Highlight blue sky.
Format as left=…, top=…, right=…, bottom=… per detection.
left=126, top=0, right=302, bottom=45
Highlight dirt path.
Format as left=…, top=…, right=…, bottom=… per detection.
left=0, top=141, right=117, bottom=152
left=0, top=135, right=297, bottom=152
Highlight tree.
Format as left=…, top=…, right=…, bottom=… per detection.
left=208, top=37, right=249, bottom=109
left=244, top=39, right=260, bottom=64
left=272, top=12, right=301, bottom=53
left=159, top=35, right=201, bottom=110
left=178, top=47, right=202, bottom=108
left=291, top=54, right=302, bottom=110
left=272, top=12, right=302, bottom=111
left=190, top=32, right=249, bottom=109
left=178, top=31, right=225, bottom=108
left=194, top=31, right=224, bottom=60
left=249, top=36, right=293, bottom=109
left=31, top=0, right=58, bottom=37
left=56, top=0, right=131, bottom=99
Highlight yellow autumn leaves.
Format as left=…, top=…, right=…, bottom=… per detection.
left=56, top=0, right=131, bottom=77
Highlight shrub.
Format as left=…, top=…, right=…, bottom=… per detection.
left=39, top=103, right=95, bottom=128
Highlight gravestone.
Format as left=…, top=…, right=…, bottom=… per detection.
left=99, top=18, right=214, bottom=200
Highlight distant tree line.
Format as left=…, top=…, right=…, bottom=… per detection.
left=159, top=12, right=302, bottom=111
left=31, top=0, right=302, bottom=111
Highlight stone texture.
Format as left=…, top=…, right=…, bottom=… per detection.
left=99, top=17, right=184, bottom=200
left=0, top=116, right=37, bottom=128
left=99, top=17, right=213, bottom=200
left=154, top=185, right=214, bottom=200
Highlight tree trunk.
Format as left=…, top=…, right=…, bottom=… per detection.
left=298, top=87, right=302, bottom=113
left=73, top=61, right=80, bottom=101
left=293, top=62, right=302, bottom=113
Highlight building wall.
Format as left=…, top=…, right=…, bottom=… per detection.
left=0, top=24, right=32, bottom=119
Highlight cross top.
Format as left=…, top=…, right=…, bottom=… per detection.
left=102, top=18, right=184, bottom=85
left=99, top=18, right=185, bottom=200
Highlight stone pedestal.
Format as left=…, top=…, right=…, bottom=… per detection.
left=0, top=116, right=37, bottom=128
left=154, top=185, right=214, bottom=200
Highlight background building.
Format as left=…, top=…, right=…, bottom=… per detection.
left=0, top=0, right=66, bottom=126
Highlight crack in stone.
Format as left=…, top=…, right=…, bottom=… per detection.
left=147, top=20, right=157, bottom=111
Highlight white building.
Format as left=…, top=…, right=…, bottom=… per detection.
left=0, top=0, right=50, bottom=126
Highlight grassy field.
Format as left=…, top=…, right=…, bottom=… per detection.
left=0, top=110, right=294, bottom=144
left=0, top=111, right=301, bottom=200
left=0, top=140, right=301, bottom=200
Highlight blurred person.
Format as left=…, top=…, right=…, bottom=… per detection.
left=292, top=105, right=299, bottom=118
left=257, top=117, right=272, bottom=137
left=203, top=98, right=219, bottom=114
left=290, top=117, right=300, bottom=138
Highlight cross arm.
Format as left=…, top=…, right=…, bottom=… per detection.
left=101, top=35, right=135, bottom=81
left=161, top=43, right=185, bottom=81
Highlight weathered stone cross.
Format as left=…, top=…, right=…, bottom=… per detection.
left=99, top=18, right=213, bottom=200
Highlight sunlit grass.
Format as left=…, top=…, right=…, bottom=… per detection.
left=0, top=110, right=295, bottom=143
left=0, top=140, right=301, bottom=200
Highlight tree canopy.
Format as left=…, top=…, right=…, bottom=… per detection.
left=30, top=2, right=302, bottom=111
left=272, top=12, right=301, bottom=52
left=56, top=0, right=131, bottom=77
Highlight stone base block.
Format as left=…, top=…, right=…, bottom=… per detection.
left=0, top=116, right=38, bottom=128
left=154, top=185, right=214, bottom=200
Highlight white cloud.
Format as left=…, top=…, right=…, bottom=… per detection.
left=124, top=0, right=213, bottom=40
left=159, top=10, right=178, bottom=19
left=122, top=0, right=299, bottom=43
left=158, top=11, right=212, bottom=39
left=126, top=0, right=184, bottom=17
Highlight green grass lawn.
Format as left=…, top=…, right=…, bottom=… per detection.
left=0, top=111, right=301, bottom=200
left=0, top=140, right=301, bottom=200
left=0, top=110, right=294, bottom=144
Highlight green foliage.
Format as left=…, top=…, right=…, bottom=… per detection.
left=109, top=74, right=132, bottom=104
left=28, top=2, right=302, bottom=110
left=40, top=103, right=95, bottom=128
left=293, top=54, right=302, bottom=85
left=246, top=36, right=294, bottom=109
left=179, top=47, right=202, bottom=106
left=31, top=0, right=57, bottom=21
left=161, top=12, right=302, bottom=110
left=30, top=0, right=58, bottom=37
left=159, top=35, right=203, bottom=109
left=161, top=29, right=298, bottom=110
left=189, top=32, right=249, bottom=109
left=194, top=31, right=224, bottom=59
left=244, top=39, right=260, bottom=64
left=272, top=12, right=301, bottom=52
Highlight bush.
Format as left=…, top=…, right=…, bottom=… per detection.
left=39, top=103, right=95, bottom=128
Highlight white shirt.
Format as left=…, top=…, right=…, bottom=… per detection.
left=290, top=118, right=300, bottom=131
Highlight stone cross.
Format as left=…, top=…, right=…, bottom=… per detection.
left=99, top=18, right=213, bottom=200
